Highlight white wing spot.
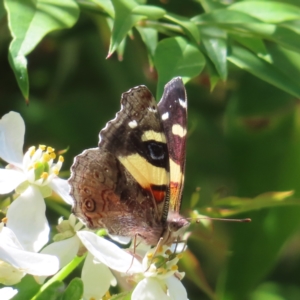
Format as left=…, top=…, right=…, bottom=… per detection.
left=128, top=120, right=138, bottom=128
left=179, top=98, right=187, bottom=108
left=162, top=112, right=169, bottom=121
left=172, top=124, right=187, bottom=137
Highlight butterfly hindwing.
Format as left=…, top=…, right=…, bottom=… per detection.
left=158, top=77, right=187, bottom=213
left=70, top=147, right=166, bottom=242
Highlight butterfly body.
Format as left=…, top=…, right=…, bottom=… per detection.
left=69, top=77, right=189, bottom=245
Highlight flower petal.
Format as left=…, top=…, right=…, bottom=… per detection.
left=0, top=245, right=59, bottom=276
left=0, top=260, right=25, bottom=285
left=82, top=252, right=116, bottom=300
left=6, top=186, right=50, bottom=252
left=77, top=231, right=142, bottom=274
left=165, top=276, right=188, bottom=300
left=108, top=234, right=131, bottom=245
left=0, top=112, right=24, bottom=167
left=49, top=178, right=73, bottom=205
left=41, top=236, right=80, bottom=268
left=36, top=236, right=80, bottom=284
left=0, top=226, right=23, bottom=249
left=0, top=287, right=18, bottom=300
left=0, top=169, right=25, bottom=194
left=132, top=278, right=170, bottom=300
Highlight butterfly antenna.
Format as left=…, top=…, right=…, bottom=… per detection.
left=183, top=217, right=251, bottom=223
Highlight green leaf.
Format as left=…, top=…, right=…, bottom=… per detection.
left=202, top=36, right=227, bottom=80
left=227, top=45, right=300, bottom=98
left=109, top=0, right=144, bottom=57
left=35, top=281, right=64, bottom=300
left=11, top=275, right=41, bottom=300
left=164, top=13, right=200, bottom=44
left=154, top=36, right=205, bottom=99
left=204, top=55, right=220, bottom=91
left=280, top=19, right=300, bottom=34
left=132, top=5, right=165, bottom=19
left=193, top=9, right=300, bottom=53
left=209, top=191, right=297, bottom=216
left=62, top=278, right=83, bottom=300
left=193, top=9, right=262, bottom=25
left=231, top=35, right=271, bottom=62
left=4, top=0, right=79, bottom=101
left=195, top=0, right=226, bottom=12
left=109, top=0, right=165, bottom=57
left=266, top=44, right=300, bottom=83
left=136, top=26, right=157, bottom=67
left=91, top=0, right=115, bottom=18
left=229, top=1, right=300, bottom=23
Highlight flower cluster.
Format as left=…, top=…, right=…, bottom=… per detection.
left=0, top=111, right=188, bottom=300
left=0, top=112, right=72, bottom=295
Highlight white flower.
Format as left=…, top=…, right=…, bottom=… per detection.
left=77, top=231, right=188, bottom=300
left=0, top=287, right=18, bottom=300
left=0, top=111, right=73, bottom=252
left=0, top=223, right=59, bottom=285
left=40, top=215, right=116, bottom=300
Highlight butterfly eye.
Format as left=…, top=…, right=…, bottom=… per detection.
left=84, top=199, right=95, bottom=212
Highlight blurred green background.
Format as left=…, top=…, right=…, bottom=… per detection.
left=2, top=0, right=300, bottom=299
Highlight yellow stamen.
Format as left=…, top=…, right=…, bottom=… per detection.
left=177, top=253, right=183, bottom=259
left=50, top=152, right=56, bottom=160
left=39, top=145, right=46, bottom=151
left=28, top=146, right=36, bottom=157
left=147, top=252, right=153, bottom=259
left=47, top=146, right=55, bottom=153
left=52, top=167, right=59, bottom=175
left=59, top=155, right=64, bottom=162
left=171, top=265, right=178, bottom=271
left=102, top=291, right=111, bottom=300
left=41, top=172, right=49, bottom=179
left=33, top=162, right=39, bottom=169
left=42, top=153, right=51, bottom=162
left=2, top=217, right=8, bottom=224
left=157, top=268, right=167, bottom=274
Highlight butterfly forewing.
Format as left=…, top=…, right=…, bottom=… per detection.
left=158, top=77, right=187, bottom=213
left=99, top=85, right=170, bottom=222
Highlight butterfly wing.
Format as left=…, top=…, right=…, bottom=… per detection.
left=69, top=80, right=188, bottom=244
left=157, top=77, right=187, bottom=213
left=70, top=148, right=165, bottom=241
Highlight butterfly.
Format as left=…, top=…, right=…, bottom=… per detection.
left=69, top=77, right=189, bottom=246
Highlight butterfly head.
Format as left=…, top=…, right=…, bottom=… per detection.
left=160, top=212, right=190, bottom=245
